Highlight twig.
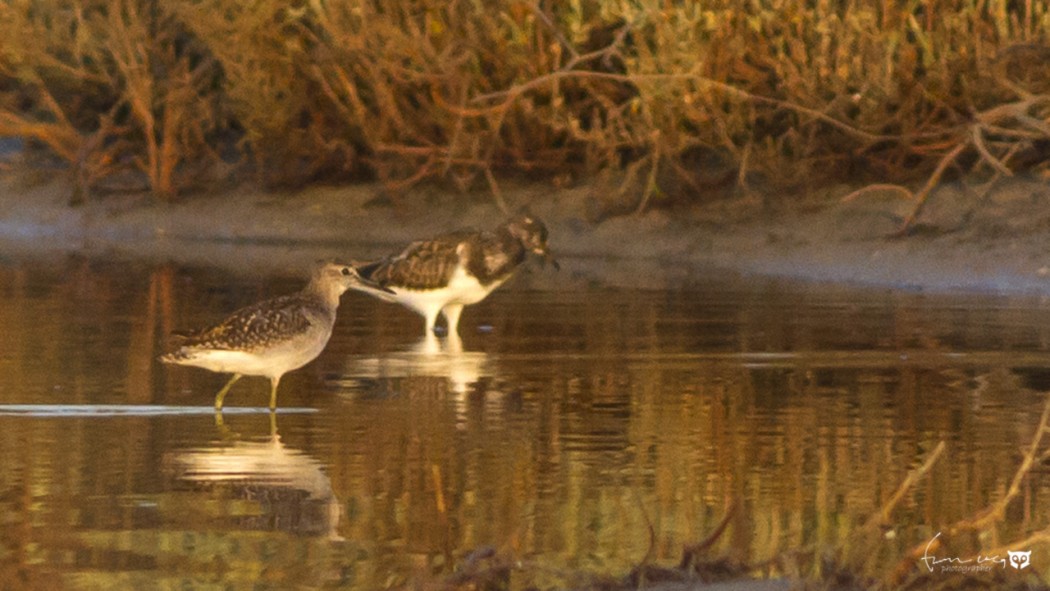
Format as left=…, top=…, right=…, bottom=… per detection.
left=855, top=441, right=945, bottom=587
left=430, top=83, right=511, bottom=118
left=839, top=183, right=914, bottom=203
left=978, top=124, right=1046, bottom=140
left=379, top=153, right=437, bottom=192
left=484, top=167, right=508, bottom=214
left=617, top=154, right=650, bottom=208
left=471, top=31, right=632, bottom=106
left=863, top=441, right=946, bottom=532
left=957, top=141, right=1024, bottom=226
left=603, top=19, right=636, bottom=69
left=737, top=140, right=752, bottom=195
left=35, top=83, right=75, bottom=131
left=897, top=141, right=969, bottom=233
left=528, top=2, right=579, bottom=61
left=953, top=392, right=1050, bottom=532
left=480, top=101, right=512, bottom=212
left=983, top=524, right=1050, bottom=560
left=476, top=69, right=907, bottom=145
left=618, top=487, right=659, bottom=589
left=431, top=463, right=446, bottom=515
left=0, top=112, right=82, bottom=162
left=442, top=88, right=469, bottom=176
left=970, top=124, right=1013, bottom=176
left=634, top=133, right=661, bottom=215
left=976, top=96, right=1050, bottom=125
left=871, top=94, right=1050, bottom=231
left=1016, top=113, right=1050, bottom=137
left=312, top=64, right=358, bottom=126
left=888, top=395, right=1050, bottom=588
left=375, top=143, right=565, bottom=173
left=679, top=496, right=740, bottom=570
left=666, top=156, right=705, bottom=195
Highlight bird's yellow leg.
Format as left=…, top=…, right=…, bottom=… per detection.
left=268, top=410, right=278, bottom=439
left=213, top=409, right=232, bottom=436
left=441, top=304, right=464, bottom=337
left=269, top=376, right=281, bottom=411
left=214, top=374, right=242, bottom=411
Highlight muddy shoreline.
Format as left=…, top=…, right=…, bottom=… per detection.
left=4, top=169, right=1050, bottom=296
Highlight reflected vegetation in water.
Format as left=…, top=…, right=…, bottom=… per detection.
left=1, top=257, right=1050, bottom=588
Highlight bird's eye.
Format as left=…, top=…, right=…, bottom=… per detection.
left=341, top=267, right=352, bottom=276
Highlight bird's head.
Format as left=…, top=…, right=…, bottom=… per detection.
left=315, top=261, right=395, bottom=296
left=503, top=213, right=559, bottom=270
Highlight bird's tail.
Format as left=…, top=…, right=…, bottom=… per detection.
left=158, top=332, right=195, bottom=364
left=158, top=350, right=186, bottom=364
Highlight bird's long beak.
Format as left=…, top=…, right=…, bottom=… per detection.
left=535, top=247, right=560, bottom=271
left=355, top=273, right=396, bottom=294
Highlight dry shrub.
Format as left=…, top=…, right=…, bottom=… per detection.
left=167, top=0, right=329, bottom=187
left=161, top=0, right=604, bottom=194
left=2, top=1, right=1049, bottom=207
left=542, top=1, right=1050, bottom=210
left=0, top=0, right=219, bottom=201
left=103, top=0, right=221, bottom=200
left=0, top=1, right=109, bottom=190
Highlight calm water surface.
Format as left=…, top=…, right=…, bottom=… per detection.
left=2, top=257, right=1050, bottom=589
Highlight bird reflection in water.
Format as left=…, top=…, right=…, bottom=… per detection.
left=165, top=413, right=342, bottom=540
left=338, top=333, right=493, bottom=396
left=331, top=333, right=508, bottom=428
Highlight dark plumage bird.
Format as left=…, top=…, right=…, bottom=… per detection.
left=160, top=262, right=391, bottom=411
left=350, top=213, right=558, bottom=336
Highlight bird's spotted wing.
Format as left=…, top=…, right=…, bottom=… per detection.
left=176, top=294, right=316, bottom=352
left=367, top=231, right=476, bottom=290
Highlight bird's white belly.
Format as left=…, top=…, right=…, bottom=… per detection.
left=394, top=267, right=506, bottom=313
left=177, top=330, right=331, bottom=378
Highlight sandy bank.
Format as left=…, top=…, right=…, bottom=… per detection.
left=3, top=168, right=1050, bottom=294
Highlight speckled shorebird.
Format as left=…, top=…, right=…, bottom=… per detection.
left=350, top=213, right=558, bottom=336
left=160, top=262, right=391, bottom=411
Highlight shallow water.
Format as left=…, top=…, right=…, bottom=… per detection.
left=2, top=257, right=1050, bottom=589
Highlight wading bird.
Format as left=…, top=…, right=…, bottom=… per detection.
left=350, top=213, right=558, bottom=336
left=160, top=262, right=391, bottom=411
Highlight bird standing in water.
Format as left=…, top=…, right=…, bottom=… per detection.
left=160, top=262, right=391, bottom=411
left=350, top=213, right=558, bottom=336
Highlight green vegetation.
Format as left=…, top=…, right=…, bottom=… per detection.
left=2, top=1, right=1049, bottom=216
